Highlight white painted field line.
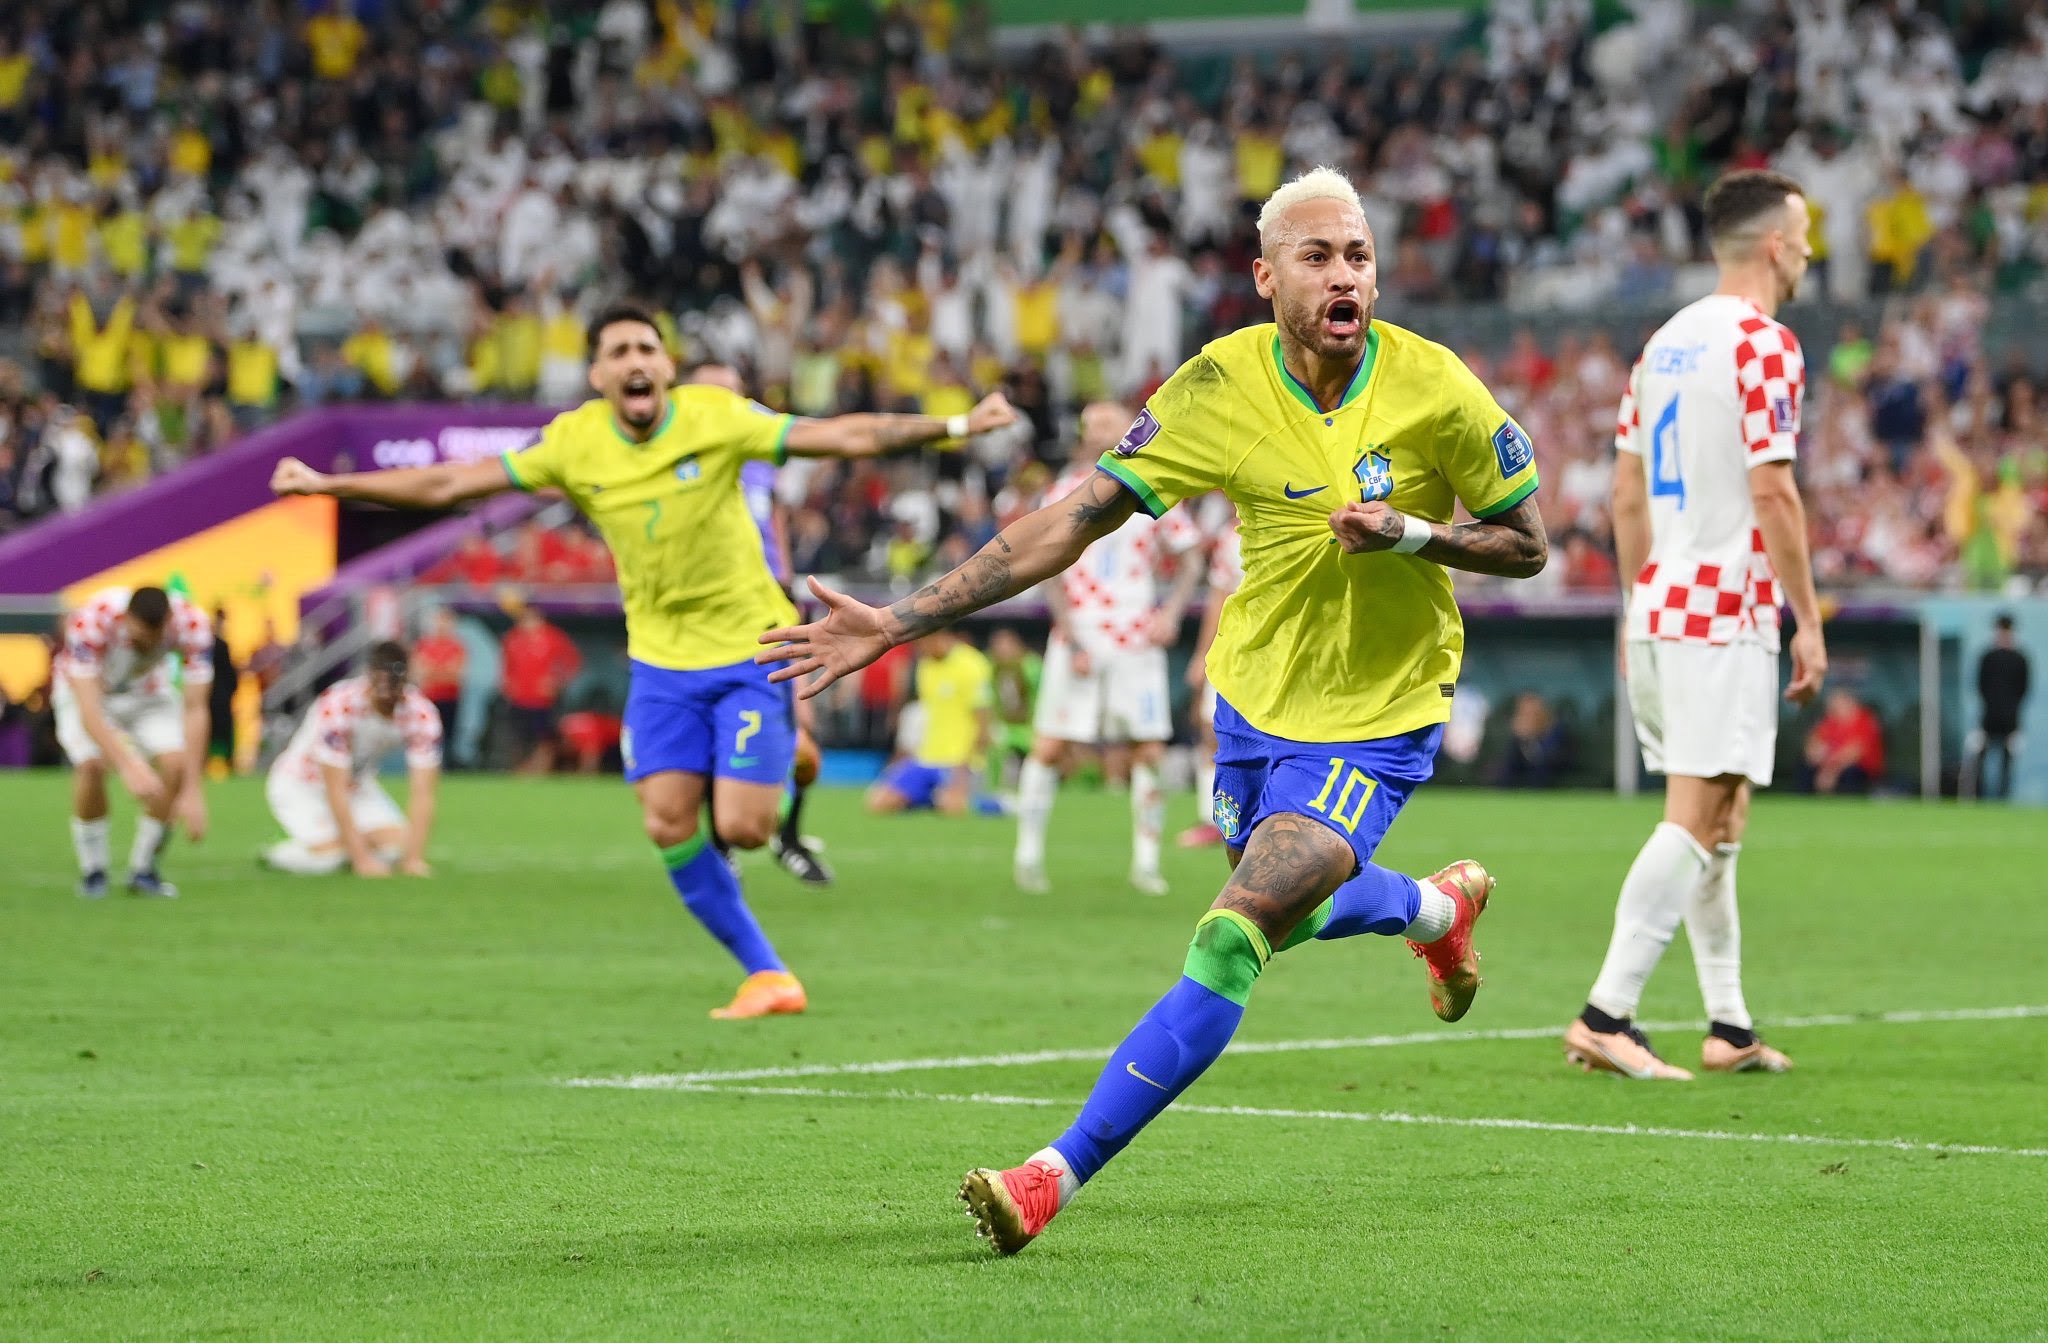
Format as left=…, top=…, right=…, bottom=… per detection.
left=632, top=1081, right=2048, bottom=1160
left=563, top=1003, right=2048, bottom=1090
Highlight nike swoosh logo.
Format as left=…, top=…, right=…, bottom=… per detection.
left=728, top=756, right=759, bottom=768
left=1283, top=483, right=1326, bottom=499
left=1125, top=1061, right=1169, bottom=1091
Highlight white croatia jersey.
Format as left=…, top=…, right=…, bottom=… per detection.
left=1204, top=501, right=1243, bottom=594
left=59, top=585, right=214, bottom=696
left=275, top=675, right=444, bottom=785
left=1050, top=463, right=1203, bottom=656
left=1615, top=294, right=1804, bottom=651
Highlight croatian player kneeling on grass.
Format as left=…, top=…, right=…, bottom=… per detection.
left=261, top=641, right=442, bottom=878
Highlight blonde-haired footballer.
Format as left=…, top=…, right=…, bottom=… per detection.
left=760, top=165, right=1548, bottom=1253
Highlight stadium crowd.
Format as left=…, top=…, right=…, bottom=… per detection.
left=1, top=0, right=2045, bottom=587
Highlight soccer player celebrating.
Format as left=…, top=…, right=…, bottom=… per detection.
left=1014, top=400, right=1205, bottom=897
left=1564, top=169, right=1826, bottom=1080
left=55, top=584, right=214, bottom=898
left=686, top=361, right=831, bottom=886
left=260, top=641, right=442, bottom=877
left=272, top=303, right=1015, bottom=1019
left=759, top=167, right=1547, bottom=1252
left=866, top=629, right=996, bottom=815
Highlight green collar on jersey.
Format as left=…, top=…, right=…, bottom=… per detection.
left=609, top=396, right=676, bottom=446
left=1272, top=326, right=1378, bottom=416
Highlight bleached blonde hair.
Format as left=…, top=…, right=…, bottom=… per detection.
left=1256, top=166, right=1366, bottom=253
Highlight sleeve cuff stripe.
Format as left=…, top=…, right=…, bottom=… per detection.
left=773, top=416, right=794, bottom=464
left=500, top=451, right=532, bottom=492
left=1095, top=458, right=1168, bottom=518
left=1473, top=474, right=1539, bottom=519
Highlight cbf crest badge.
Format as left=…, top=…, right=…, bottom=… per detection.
left=1354, top=450, right=1394, bottom=502
left=1212, top=791, right=1242, bottom=842
left=675, top=455, right=702, bottom=483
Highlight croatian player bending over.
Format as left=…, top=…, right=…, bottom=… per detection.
left=261, top=641, right=441, bottom=877
left=1564, top=168, right=1827, bottom=1080
left=761, top=167, right=1547, bottom=1254
left=274, top=302, right=1015, bottom=1019
left=1014, top=400, right=1206, bottom=897
left=56, top=583, right=214, bottom=898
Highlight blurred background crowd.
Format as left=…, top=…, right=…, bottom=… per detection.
left=1, top=0, right=2045, bottom=591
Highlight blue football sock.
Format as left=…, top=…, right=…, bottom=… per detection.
left=662, top=834, right=784, bottom=975
left=1315, top=862, right=1421, bottom=940
left=1050, top=911, right=1268, bottom=1185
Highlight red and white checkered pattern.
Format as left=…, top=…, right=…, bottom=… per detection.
left=274, top=675, right=442, bottom=786
left=1616, top=295, right=1800, bottom=651
left=58, top=585, right=214, bottom=696
left=1050, top=464, right=1203, bottom=657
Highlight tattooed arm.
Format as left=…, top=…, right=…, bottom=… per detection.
left=1328, top=496, right=1549, bottom=579
left=782, top=392, right=1018, bottom=458
left=757, top=472, right=1139, bottom=696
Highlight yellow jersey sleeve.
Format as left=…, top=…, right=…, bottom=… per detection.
left=1093, top=354, right=1232, bottom=516
left=1436, top=356, right=1539, bottom=519
left=501, top=411, right=577, bottom=492
left=683, top=385, right=795, bottom=464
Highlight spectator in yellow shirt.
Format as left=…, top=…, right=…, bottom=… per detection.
left=1868, top=171, right=1935, bottom=292
left=341, top=320, right=403, bottom=398
left=49, top=197, right=95, bottom=277
left=97, top=200, right=150, bottom=281
left=306, top=1, right=369, bottom=81
left=492, top=298, right=542, bottom=396
left=70, top=289, right=137, bottom=430
left=155, top=302, right=216, bottom=401
left=226, top=336, right=281, bottom=426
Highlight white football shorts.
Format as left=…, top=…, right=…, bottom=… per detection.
left=1626, top=639, right=1780, bottom=786
left=265, top=769, right=407, bottom=847
left=1033, top=640, right=1173, bottom=744
left=54, top=683, right=185, bottom=765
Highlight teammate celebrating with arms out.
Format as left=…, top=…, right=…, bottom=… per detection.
left=1564, top=169, right=1826, bottom=1079
left=273, top=302, right=1015, bottom=1018
left=1014, top=399, right=1206, bottom=898
left=56, top=584, right=215, bottom=898
left=760, top=167, right=1547, bottom=1253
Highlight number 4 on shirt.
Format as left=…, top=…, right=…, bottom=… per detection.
left=1651, top=396, right=1685, bottom=509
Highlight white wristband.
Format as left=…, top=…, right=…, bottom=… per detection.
left=1390, top=512, right=1432, bottom=554
left=946, top=413, right=971, bottom=439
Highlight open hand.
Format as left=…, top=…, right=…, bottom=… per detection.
left=1784, top=625, right=1827, bottom=705
left=756, top=576, right=897, bottom=699
left=270, top=457, right=329, bottom=496
left=398, top=856, right=432, bottom=877
left=177, top=786, right=208, bottom=843
left=120, top=756, right=166, bottom=808
left=353, top=853, right=392, bottom=878
left=1328, top=502, right=1404, bottom=554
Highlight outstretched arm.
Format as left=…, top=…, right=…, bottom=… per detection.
left=271, top=457, right=515, bottom=509
left=758, top=472, right=1139, bottom=696
left=1328, top=496, right=1549, bottom=579
left=782, top=392, right=1018, bottom=459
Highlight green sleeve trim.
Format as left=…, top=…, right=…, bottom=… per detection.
left=1094, top=455, right=1169, bottom=518
left=772, top=415, right=795, bottom=464
left=1472, top=473, right=1540, bottom=519
left=659, top=834, right=708, bottom=870
left=500, top=451, right=533, bottom=492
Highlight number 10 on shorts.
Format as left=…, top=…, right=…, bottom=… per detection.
left=1308, top=757, right=1378, bottom=833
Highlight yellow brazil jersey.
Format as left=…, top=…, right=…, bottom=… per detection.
left=501, top=386, right=798, bottom=672
left=1096, top=321, right=1538, bottom=744
left=913, top=643, right=992, bottom=768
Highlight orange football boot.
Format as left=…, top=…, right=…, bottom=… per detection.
left=709, top=970, right=807, bottom=1020
left=1407, top=859, right=1494, bottom=1022
left=1700, top=1033, right=1793, bottom=1073
left=959, top=1158, right=1066, bottom=1256
left=1563, top=1017, right=1695, bottom=1080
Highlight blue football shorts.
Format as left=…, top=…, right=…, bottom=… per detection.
left=1210, top=694, right=1443, bottom=874
left=620, top=657, right=796, bottom=786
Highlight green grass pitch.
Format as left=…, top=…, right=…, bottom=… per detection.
left=3, top=772, right=2045, bottom=1340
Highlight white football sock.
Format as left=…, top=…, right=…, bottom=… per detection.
left=1015, top=758, right=1058, bottom=870
left=1587, top=822, right=1710, bottom=1020
left=1403, top=878, right=1457, bottom=943
left=1687, top=842, right=1750, bottom=1030
left=71, top=816, right=111, bottom=876
left=1031, top=1145, right=1082, bottom=1203
left=130, top=816, right=169, bottom=874
left=264, top=840, right=347, bottom=875
left=1195, top=760, right=1216, bottom=824
left=1130, top=761, right=1163, bottom=877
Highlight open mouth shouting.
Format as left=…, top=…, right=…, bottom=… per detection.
left=618, top=370, right=662, bottom=422
left=1322, top=296, right=1364, bottom=342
